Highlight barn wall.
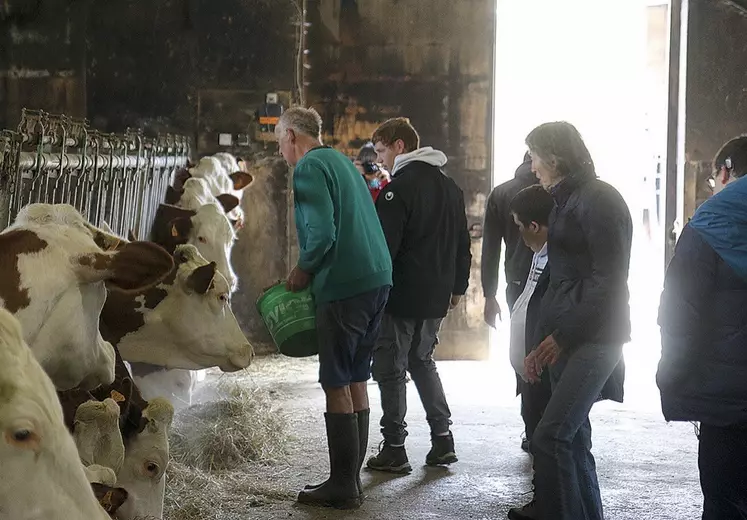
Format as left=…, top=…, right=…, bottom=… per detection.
left=306, top=0, right=495, bottom=359
left=684, top=0, right=747, bottom=216
left=0, top=0, right=88, bottom=129
left=0, top=0, right=495, bottom=358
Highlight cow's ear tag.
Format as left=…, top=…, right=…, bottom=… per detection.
left=110, top=390, right=125, bottom=403
left=171, top=224, right=178, bottom=238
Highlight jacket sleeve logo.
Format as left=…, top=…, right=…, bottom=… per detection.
left=385, top=191, right=394, bottom=201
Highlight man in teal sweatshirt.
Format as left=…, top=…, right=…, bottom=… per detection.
left=276, top=107, right=392, bottom=510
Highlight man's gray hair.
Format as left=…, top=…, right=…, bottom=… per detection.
left=277, top=106, right=323, bottom=139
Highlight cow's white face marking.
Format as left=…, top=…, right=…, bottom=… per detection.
left=187, top=204, right=238, bottom=292
left=0, top=308, right=110, bottom=520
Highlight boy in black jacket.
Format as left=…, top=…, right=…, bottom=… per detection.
left=366, top=117, right=472, bottom=473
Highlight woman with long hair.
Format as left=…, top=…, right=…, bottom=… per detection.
left=510, top=122, right=631, bottom=520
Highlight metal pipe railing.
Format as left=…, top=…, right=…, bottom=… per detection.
left=0, top=109, right=191, bottom=238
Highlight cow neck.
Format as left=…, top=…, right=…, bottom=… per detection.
left=0, top=230, right=48, bottom=313
left=128, top=362, right=168, bottom=377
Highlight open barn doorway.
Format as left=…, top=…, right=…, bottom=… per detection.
left=489, top=0, right=672, bottom=408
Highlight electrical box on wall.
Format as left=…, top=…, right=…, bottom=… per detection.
left=255, top=92, right=284, bottom=142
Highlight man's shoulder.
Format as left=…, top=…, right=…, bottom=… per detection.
left=298, top=147, right=358, bottom=177
left=300, top=147, right=346, bottom=167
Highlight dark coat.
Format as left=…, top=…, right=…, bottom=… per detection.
left=376, top=161, right=472, bottom=319
left=481, top=159, right=537, bottom=306
left=539, top=176, right=632, bottom=402
left=657, top=224, right=747, bottom=426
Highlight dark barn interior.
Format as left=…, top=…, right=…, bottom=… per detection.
left=2, top=0, right=747, bottom=519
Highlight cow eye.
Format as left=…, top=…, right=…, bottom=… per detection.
left=218, top=293, right=229, bottom=304
left=13, top=429, right=31, bottom=442
left=143, top=461, right=160, bottom=477
left=197, top=236, right=207, bottom=244
left=5, top=426, right=39, bottom=450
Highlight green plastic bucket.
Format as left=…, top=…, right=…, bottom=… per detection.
left=256, top=282, right=319, bottom=357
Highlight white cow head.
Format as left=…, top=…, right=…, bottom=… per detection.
left=103, top=244, right=254, bottom=372
left=173, top=154, right=254, bottom=229
left=165, top=177, right=242, bottom=229
left=0, top=307, right=110, bottom=520
left=114, top=397, right=173, bottom=520
left=151, top=202, right=239, bottom=292
left=1, top=203, right=174, bottom=391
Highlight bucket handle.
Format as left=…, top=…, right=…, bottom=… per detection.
left=261, top=279, right=285, bottom=294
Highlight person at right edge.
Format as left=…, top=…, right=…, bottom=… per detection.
left=367, top=117, right=472, bottom=474
left=657, top=135, right=747, bottom=520
left=518, top=121, right=631, bottom=520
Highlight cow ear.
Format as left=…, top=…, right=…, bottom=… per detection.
left=75, top=242, right=174, bottom=293
left=164, top=185, right=183, bottom=205
left=91, top=483, right=129, bottom=515
left=127, top=229, right=138, bottom=242
left=216, top=193, right=240, bottom=213
left=173, top=167, right=192, bottom=186
left=186, top=262, right=216, bottom=295
left=169, top=216, right=193, bottom=240
left=229, top=171, right=253, bottom=190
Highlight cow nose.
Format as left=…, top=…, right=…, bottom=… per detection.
left=225, top=344, right=253, bottom=371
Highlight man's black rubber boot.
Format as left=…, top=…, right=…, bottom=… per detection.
left=297, top=413, right=362, bottom=509
left=426, top=431, right=458, bottom=466
left=355, top=408, right=370, bottom=495
left=304, top=409, right=370, bottom=498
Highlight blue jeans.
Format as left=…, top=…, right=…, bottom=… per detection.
left=533, top=343, right=623, bottom=520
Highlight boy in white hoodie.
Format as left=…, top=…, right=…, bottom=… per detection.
left=366, top=117, right=472, bottom=474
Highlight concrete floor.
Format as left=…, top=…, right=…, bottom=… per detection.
left=192, top=349, right=703, bottom=520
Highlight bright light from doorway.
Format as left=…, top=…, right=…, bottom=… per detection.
left=491, top=0, right=670, bottom=403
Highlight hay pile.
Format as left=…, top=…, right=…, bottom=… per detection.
left=165, top=382, right=293, bottom=520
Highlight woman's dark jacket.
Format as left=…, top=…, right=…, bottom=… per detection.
left=538, top=176, right=632, bottom=402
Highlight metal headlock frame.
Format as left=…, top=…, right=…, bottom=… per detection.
left=0, top=109, right=191, bottom=239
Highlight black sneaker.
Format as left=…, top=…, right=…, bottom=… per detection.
left=507, top=500, right=539, bottom=520
left=426, top=432, right=458, bottom=466
left=366, top=441, right=412, bottom=474
left=520, top=435, right=531, bottom=453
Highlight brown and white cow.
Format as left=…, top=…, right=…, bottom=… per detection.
left=0, top=204, right=174, bottom=391
left=0, top=307, right=112, bottom=520
left=101, top=243, right=253, bottom=372
left=150, top=202, right=239, bottom=292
